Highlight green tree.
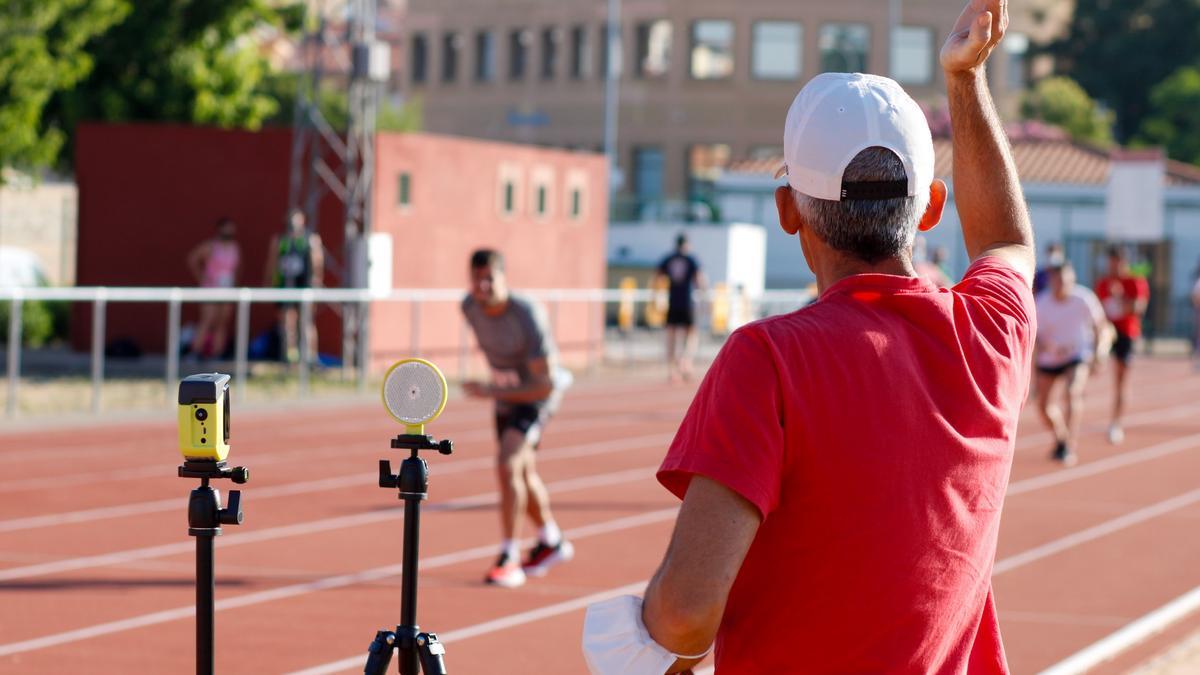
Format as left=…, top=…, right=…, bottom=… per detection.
left=378, top=96, right=423, bottom=133
left=1136, top=66, right=1200, bottom=165
left=44, top=0, right=301, bottom=169
left=1043, top=0, right=1200, bottom=142
left=1021, top=77, right=1113, bottom=147
left=0, top=0, right=130, bottom=173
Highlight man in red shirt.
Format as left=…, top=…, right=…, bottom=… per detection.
left=1094, top=246, right=1150, bottom=444
left=583, top=2, right=1035, bottom=673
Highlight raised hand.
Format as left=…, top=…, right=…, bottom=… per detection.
left=940, top=0, right=1008, bottom=75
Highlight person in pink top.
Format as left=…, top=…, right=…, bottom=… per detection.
left=187, top=217, right=241, bottom=360
left=582, top=1, right=1035, bottom=673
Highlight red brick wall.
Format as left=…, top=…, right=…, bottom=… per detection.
left=72, top=124, right=608, bottom=375
left=370, top=132, right=609, bottom=376
left=73, top=123, right=347, bottom=355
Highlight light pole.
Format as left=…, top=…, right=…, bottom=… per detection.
left=602, top=0, right=621, bottom=196
left=889, top=0, right=902, bottom=76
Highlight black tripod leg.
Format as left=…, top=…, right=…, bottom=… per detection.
left=363, top=631, right=395, bottom=675
left=197, top=534, right=215, bottom=675
left=417, top=633, right=447, bottom=675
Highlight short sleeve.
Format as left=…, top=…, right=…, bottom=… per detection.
left=523, top=300, right=552, bottom=361
left=1134, top=277, right=1150, bottom=301
left=1082, top=289, right=1106, bottom=324
left=657, top=327, right=785, bottom=520
left=953, top=256, right=1036, bottom=330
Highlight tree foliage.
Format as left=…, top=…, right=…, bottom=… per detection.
left=1136, top=66, right=1200, bottom=165
left=1043, top=0, right=1200, bottom=142
left=0, top=0, right=130, bottom=172
left=43, top=0, right=300, bottom=169
left=1021, top=76, right=1113, bottom=147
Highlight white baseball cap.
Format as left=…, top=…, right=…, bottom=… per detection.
left=775, top=73, right=934, bottom=202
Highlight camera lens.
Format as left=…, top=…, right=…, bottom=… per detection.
left=195, top=408, right=208, bottom=421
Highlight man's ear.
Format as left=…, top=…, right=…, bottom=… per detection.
left=917, top=179, right=948, bottom=233
left=775, top=186, right=802, bottom=235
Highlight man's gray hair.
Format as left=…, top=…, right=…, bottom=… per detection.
left=792, top=147, right=930, bottom=264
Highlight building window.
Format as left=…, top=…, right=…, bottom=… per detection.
left=819, top=23, right=869, bottom=73
left=410, top=34, right=428, bottom=84
left=566, top=169, right=588, bottom=221
left=475, top=31, right=495, bottom=82
left=509, top=29, right=530, bottom=81
left=636, top=20, right=672, bottom=79
left=570, top=188, right=583, bottom=219
left=633, top=147, right=665, bottom=203
left=541, top=28, right=559, bottom=80
left=599, top=23, right=622, bottom=79
left=1004, top=32, right=1029, bottom=90
left=570, top=25, right=589, bottom=79
left=752, top=21, right=802, bottom=80
left=501, top=180, right=516, bottom=215
left=397, top=172, right=411, bottom=207
left=891, top=26, right=934, bottom=85
left=441, top=32, right=460, bottom=83
left=691, top=20, right=734, bottom=80
left=687, top=143, right=731, bottom=203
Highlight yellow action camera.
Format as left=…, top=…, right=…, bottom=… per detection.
left=178, top=373, right=231, bottom=462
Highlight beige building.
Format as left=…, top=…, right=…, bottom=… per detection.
left=403, top=0, right=1068, bottom=214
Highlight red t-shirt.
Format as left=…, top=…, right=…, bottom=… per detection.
left=1094, top=274, right=1150, bottom=338
left=658, top=257, right=1034, bottom=674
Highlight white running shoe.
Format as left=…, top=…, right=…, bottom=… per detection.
left=1108, top=424, right=1125, bottom=445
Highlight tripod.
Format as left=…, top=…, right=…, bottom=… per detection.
left=364, top=434, right=453, bottom=675
left=179, top=460, right=248, bottom=675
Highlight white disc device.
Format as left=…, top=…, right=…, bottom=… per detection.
left=381, top=358, right=448, bottom=432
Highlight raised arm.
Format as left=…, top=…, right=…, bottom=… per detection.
left=941, top=0, right=1035, bottom=284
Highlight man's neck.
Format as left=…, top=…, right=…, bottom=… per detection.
left=482, top=295, right=511, bottom=317
left=814, top=253, right=917, bottom=295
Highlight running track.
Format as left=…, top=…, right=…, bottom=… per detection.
left=1, top=359, right=1199, bottom=674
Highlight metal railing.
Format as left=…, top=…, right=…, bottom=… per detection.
left=0, top=285, right=814, bottom=418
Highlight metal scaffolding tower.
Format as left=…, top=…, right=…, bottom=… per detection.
left=287, top=0, right=389, bottom=382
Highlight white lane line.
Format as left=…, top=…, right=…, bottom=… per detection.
left=282, top=487, right=1200, bottom=675
left=0, top=431, right=674, bottom=533
left=285, top=581, right=650, bottom=675
left=6, top=409, right=1193, bottom=536
left=1007, top=433, right=1200, bottom=496
left=0, top=385, right=691, bottom=466
left=0, top=508, right=678, bottom=657
left=0, top=462, right=664, bottom=581
left=9, top=419, right=1199, bottom=579
left=1014, top=397, right=1200, bottom=452
left=1037, top=585, right=1200, bottom=675
left=994, top=488, right=1200, bottom=574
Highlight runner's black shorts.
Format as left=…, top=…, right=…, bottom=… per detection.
left=666, top=305, right=695, bottom=327
left=1111, top=330, right=1134, bottom=363
left=1037, top=358, right=1083, bottom=377
left=495, top=404, right=550, bottom=447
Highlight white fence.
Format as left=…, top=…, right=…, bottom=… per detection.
left=0, top=286, right=814, bottom=417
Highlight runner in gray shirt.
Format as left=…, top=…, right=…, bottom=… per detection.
left=462, top=249, right=573, bottom=588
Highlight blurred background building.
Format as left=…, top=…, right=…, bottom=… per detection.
left=402, top=0, right=1070, bottom=219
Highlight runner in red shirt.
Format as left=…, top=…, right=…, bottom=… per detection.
left=583, top=2, right=1035, bottom=673
left=1093, top=246, right=1150, bottom=444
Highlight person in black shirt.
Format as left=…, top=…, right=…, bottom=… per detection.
left=656, top=234, right=707, bottom=382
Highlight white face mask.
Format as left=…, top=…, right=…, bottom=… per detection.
left=581, top=595, right=712, bottom=675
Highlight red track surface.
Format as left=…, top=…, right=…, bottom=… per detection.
left=2, top=359, right=1199, bottom=674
